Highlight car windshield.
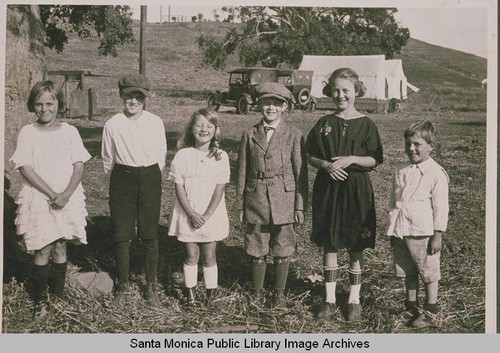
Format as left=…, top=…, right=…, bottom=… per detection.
left=230, top=73, right=247, bottom=85
left=278, top=75, right=292, bottom=86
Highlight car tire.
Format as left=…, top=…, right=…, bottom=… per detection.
left=207, top=95, right=220, bottom=112
left=236, top=96, right=249, bottom=114
left=298, top=88, right=311, bottom=106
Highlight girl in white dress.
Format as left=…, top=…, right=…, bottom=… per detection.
left=11, top=81, right=91, bottom=320
left=168, top=108, right=230, bottom=306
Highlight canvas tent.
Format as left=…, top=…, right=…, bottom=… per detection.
left=385, top=59, right=407, bottom=100
left=298, top=55, right=414, bottom=111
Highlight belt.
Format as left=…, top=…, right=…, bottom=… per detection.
left=114, top=163, right=158, bottom=170
left=395, top=200, right=431, bottom=209
left=253, top=171, right=283, bottom=179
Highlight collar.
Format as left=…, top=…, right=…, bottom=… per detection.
left=262, top=118, right=281, bottom=129
left=411, top=157, right=435, bottom=174
left=122, top=110, right=145, bottom=122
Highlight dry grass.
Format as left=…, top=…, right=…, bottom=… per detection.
left=3, top=21, right=486, bottom=334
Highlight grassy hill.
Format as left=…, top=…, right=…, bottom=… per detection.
left=395, top=38, right=487, bottom=112
left=399, top=38, right=487, bottom=84
left=44, top=21, right=487, bottom=116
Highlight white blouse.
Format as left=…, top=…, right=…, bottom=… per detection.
left=101, top=110, right=167, bottom=173
left=386, top=157, right=449, bottom=237
left=168, top=147, right=230, bottom=242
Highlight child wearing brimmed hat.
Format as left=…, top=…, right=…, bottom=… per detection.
left=102, top=73, right=167, bottom=306
left=236, top=82, right=308, bottom=308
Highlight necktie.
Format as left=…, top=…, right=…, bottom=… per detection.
left=263, top=126, right=274, bottom=142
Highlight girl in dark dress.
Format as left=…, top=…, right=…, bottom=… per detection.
left=306, top=68, right=383, bottom=322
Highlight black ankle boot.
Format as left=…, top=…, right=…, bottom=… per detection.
left=145, top=282, right=160, bottom=306
left=205, top=288, right=217, bottom=305
left=111, top=282, right=131, bottom=307
left=272, top=289, right=286, bottom=309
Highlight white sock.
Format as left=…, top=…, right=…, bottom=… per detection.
left=325, top=282, right=337, bottom=303
left=348, top=284, right=361, bottom=304
left=203, top=264, right=218, bottom=289
left=183, top=263, right=198, bottom=288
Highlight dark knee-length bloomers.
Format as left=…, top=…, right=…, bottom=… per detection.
left=306, top=115, right=383, bottom=251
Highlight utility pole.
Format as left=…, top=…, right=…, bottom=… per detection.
left=139, top=6, right=147, bottom=75
left=168, top=5, right=170, bottom=22
left=160, top=6, right=162, bottom=23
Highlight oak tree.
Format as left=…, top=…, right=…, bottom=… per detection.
left=199, top=7, right=410, bottom=70
left=40, top=5, right=134, bottom=57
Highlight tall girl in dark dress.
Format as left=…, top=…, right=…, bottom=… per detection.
left=306, top=68, right=383, bottom=322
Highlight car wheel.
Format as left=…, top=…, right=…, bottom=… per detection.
left=298, top=88, right=311, bottom=106
left=207, top=95, right=220, bottom=112
left=236, top=97, right=249, bottom=114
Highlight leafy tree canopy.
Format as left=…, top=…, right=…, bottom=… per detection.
left=199, top=7, right=410, bottom=70
left=39, top=5, right=134, bottom=57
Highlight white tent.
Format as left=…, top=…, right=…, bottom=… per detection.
left=384, top=59, right=408, bottom=100
left=299, top=55, right=415, bottom=103
left=299, top=55, right=387, bottom=100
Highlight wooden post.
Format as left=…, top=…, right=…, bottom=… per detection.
left=139, top=6, right=147, bottom=75
left=64, top=74, right=70, bottom=117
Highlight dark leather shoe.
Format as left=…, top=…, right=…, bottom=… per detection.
left=272, top=290, right=286, bottom=309
left=347, top=303, right=362, bottom=322
left=205, top=288, right=217, bottom=305
left=144, top=282, right=160, bottom=306
left=316, top=302, right=337, bottom=320
left=111, top=283, right=131, bottom=307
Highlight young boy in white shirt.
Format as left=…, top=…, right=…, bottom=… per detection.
left=102, top=73, right=167, bottom=306
left=386, top=120, right=449, bottom=328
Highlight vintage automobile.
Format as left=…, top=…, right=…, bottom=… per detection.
left=278, top=69, right=316, bottom=111
left=207, top=67, right=279, bottom=114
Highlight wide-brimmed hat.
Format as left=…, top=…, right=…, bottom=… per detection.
left=255, top=82, right=295, bottom=104
left=118, top=73, right=152, bottom=97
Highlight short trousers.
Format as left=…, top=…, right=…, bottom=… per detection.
left=392, top=236, right=440, bottom=283
left=244, top=223, right=296, bottom=258
left=109, top=163, right=162, bottom=242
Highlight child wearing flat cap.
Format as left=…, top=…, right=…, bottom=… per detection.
left=102, top=73, right=167, bottom=306
left=236, top=82, right=308, bottom=308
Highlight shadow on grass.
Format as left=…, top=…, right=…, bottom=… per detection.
left=66, top=216, right=252, bottom=300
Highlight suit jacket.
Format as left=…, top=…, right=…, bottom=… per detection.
left=236, top=119, right=308, bottom=225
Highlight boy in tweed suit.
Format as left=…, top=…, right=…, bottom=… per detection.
left=237, top=82, right=308, bottom=307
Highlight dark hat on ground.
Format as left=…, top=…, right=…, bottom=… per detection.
left=118, top=73, right=152, bottom=97
left=255, top=82, right=295, bottom=104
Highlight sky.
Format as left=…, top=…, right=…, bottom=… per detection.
left=130, top=3, right=489, bottom=58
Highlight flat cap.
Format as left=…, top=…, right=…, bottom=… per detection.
left=118, top=73, right=152, bottom=97
left=255, top=82, right=295, bottom=103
